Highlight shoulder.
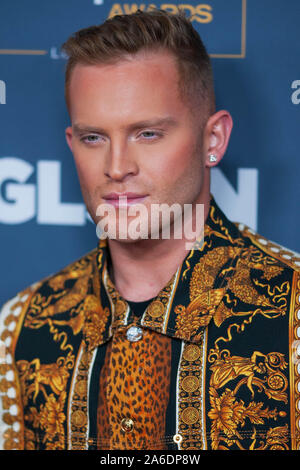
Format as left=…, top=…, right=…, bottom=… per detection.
left=0, top=246, right=98, bottom=339
left=0, top=247, right=97, bottom=450
left=234, top=222, right=300, bottom=273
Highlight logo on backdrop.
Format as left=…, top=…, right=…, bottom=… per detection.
left=107, top=3, right=213, bottom=23
left=291, top=80, right=300, bottom=104
left=0, top=80, right=6, bottom=104
left=50, top=0, right=247, bottom=60
left=0, top=157, right=258, bottom=230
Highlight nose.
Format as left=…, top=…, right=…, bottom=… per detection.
left=104, top=139, right=138, bottom=182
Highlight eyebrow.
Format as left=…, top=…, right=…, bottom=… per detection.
left=72, top=117, right=178, bottom=136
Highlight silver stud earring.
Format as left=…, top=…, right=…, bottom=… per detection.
left=209, top=154, right=217, bottom=163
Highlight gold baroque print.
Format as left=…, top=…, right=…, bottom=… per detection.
left=207, top=348, right=289, bottom=450
left=174, top=289, right=225, bottom=341
left=227, top=257, right=289, bottom=311
left=177, top=338, right=206, bottom=450
left=181, top=237, right=208, bottom=280
left=39, top=392, right=67, bottom=450
left=23, top=392, right=67, bottom=450
left=142, top=275, right=176, bottom=330
left=209, top=204, right=245, bottom=247
left=208, top=388, right=283, bottom=450
left=289, top=272, right=300, bottom=449
left=47, top=255, right=94, bottom=291
left=180, top=198, right=243, bottom=281
left=208, top=349, right=288, bottom=402
left=35, top=258, right=110, bottom=345
left=103, top=269, right=128, bottom=328
left=255, top=424, right=289, bottom=450
left=24, top=265, right=92, bottom=331
left=147, top=300, right=165, bottom=319
left=70, top=344, right=95, bottom=450
left=16, top=355, right=73, bottom=404
left=235, top=252, right=290, bottom=309
left=16, top=315, right=75, bottom=449
left=189, top=247, right=240, bottom=300
left=16, top=356, right=70, bottom=450
left=240, top=225, right=300, bottom=272
left=211, top=258, right=291, bottom=338
left=174, top=246, right=238, bottom=340
left=82, top=295, right=110, bottom=351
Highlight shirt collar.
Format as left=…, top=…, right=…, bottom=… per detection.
left=83, top=195, right=245, bottom=350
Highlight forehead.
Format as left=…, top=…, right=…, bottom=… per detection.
left=67, top=50, right=189, bottom=121
left=70, top=49, right=180, bottom=87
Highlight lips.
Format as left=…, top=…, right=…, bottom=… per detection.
left=103, top=193, right=148, bottom=207
left=104, top=192, right=146, bottom=200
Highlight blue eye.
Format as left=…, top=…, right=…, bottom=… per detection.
left=141, top=131, right=155, bottom=138
left=140, top=130, right=163, bottom=140
left=80, top=135, right=101, bottom=144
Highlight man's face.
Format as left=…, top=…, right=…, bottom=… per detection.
left=65, top=50, right=209, bottom=241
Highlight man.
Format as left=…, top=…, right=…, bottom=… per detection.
left=0, top=9, right=299, bottom=451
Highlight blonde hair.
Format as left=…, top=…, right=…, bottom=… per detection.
left=61, top=9, right=215, bottom=117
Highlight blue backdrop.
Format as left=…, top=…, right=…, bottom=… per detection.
left=0, top=0, right=299, bottom=307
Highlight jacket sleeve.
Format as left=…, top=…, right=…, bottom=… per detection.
left=0, top=285, right=38, bottom=450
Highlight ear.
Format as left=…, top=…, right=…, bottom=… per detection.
left=202, top=110, right=233, bottom=167
left=65, top=126, right=73, bottom=153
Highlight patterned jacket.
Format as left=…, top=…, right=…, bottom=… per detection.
left=0, top=197, right=299, bottom=451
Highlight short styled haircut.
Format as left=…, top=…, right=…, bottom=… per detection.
left=61, top=9, right=215, bottom=119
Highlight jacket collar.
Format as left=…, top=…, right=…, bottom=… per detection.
left=83, top=195, right=245, bottom=350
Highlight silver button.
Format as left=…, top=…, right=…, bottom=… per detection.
left=126, top=326, right=143, bottom=342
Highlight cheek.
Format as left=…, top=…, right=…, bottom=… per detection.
left=73, top=151, right=100, bottom=188
left=147, top=139, right=203, bottom=190
left=72, top=156, right=101, bottom=211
